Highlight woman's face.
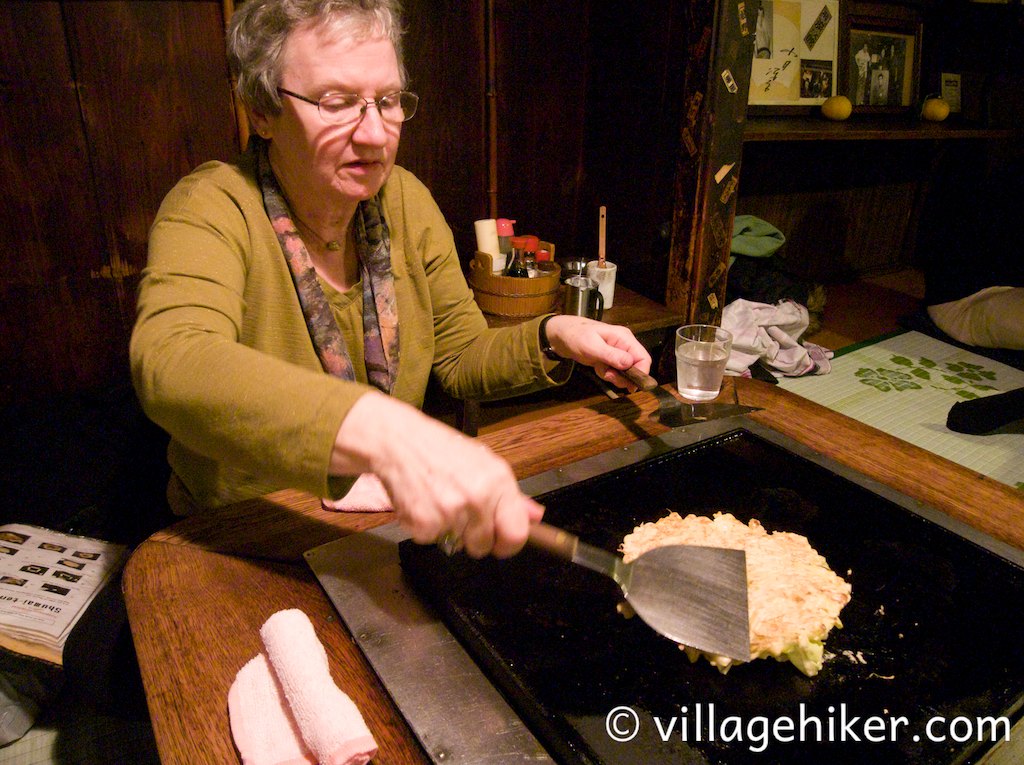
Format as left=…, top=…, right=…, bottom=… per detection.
left=255, top=23, right=403, bottom=212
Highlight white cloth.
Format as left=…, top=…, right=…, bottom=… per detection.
left=228, top=654, right=314, bottom=765
left=321, top=473, right=393, bottom=512
left=229, top=610, right=377, bottom=765
left=260, top=610, right=377, bottom=765
left=722, top=299, right=832, bottom=377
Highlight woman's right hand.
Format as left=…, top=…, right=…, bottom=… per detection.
left=330, top=392, right=543, bottom=558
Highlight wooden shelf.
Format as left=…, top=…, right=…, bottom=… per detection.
left=743, top=116, right=1016, bottom=142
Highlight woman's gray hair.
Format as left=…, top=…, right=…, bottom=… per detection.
left=227, top=0, right=406, bottom=117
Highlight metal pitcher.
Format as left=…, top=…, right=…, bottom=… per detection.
left=563, top=275, right=604, bottom=320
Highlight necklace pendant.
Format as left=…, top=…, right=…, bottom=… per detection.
left=325, top=240, right=342, bottom=251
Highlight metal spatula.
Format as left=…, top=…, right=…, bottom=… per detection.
left=528, top=522, right=750, bottom=661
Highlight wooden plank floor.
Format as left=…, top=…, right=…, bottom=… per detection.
left=804, top=268, right=925, bottom=351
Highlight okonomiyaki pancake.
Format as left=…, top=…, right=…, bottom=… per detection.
left=620, top=511, right=851, bottom=676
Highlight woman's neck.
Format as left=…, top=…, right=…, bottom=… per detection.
left=297, top=219, right=360, bottom=293
left=270, top=156, right=360, bottom=292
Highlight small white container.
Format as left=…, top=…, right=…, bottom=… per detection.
left=586, top=260, right=617, bottom=309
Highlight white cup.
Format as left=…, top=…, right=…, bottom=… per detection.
left=675, top=324, right=732, bottom=402
left=585, top=260, right=617, bottom=309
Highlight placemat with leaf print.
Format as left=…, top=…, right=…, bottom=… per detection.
left=779, top=331, right=1024, bottom=490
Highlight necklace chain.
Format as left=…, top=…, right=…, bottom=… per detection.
left=293, top=213, right=344, bottom=251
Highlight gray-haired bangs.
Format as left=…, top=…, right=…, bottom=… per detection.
left=226, top=0, right=406, bottom=117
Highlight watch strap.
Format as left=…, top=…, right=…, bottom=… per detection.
left=538, top=315, right=563, bottom=361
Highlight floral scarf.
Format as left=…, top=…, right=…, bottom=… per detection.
left=252, top=136, right=399, bottom=393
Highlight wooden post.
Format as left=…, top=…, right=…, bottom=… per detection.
left=665, top=0, right=755, bottom=325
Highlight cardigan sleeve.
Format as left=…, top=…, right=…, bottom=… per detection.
left=130, top=164, right=366, bottom=504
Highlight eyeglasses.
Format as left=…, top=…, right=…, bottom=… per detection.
left=277, top=88, right=419, bottom=126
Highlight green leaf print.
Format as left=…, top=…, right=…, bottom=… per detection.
left=855, top=368, right=921, bottom=392
left=856, top=352, right=1009, bottom=400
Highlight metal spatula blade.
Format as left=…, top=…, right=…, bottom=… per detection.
left=528, top=522, right=750, bottom=661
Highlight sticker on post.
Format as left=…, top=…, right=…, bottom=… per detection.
left=738, top=2, right=749, bottom=36
left=714, top=163, right=735, bottom=184
left=687, top=91, right=704, bottom=125
left=681, top=128, right=697, bottom=157
left=710, top=216, right=727, bottom=248
left=721, top=69, right=739, bottom=94
left=719, top=174, right=739, bottom=203
left=707, top=260, right=728, bottom=289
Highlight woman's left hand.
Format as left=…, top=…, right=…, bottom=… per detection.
left=543, top=315, right=652, bottom=391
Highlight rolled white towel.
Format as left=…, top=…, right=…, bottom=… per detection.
left=260, top=610, right=377, bottom=765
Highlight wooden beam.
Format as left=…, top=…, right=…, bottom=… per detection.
left=666, top=0, right=754, bottom=324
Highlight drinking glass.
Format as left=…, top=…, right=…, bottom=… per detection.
left=675, top=324, right=732, bottom=401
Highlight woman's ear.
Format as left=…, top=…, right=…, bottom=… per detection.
left=248, top=108, right=272, bottom=139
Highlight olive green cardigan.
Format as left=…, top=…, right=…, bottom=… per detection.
left=131, top=155, right=564, bottom=510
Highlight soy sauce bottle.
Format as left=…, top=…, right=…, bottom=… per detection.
left=505, top=236, right=530, bottom=278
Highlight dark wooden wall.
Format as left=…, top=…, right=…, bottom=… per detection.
left=397, top=0, right=488, bottom=259
left=0, top=1, right=237, bottom=405
left=488, top=0, right=691, bottom=289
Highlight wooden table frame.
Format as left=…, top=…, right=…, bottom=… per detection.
left=123, top=377, right=1024, bottom=764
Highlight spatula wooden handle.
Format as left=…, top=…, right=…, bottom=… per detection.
left=527, top=522, right=578, bottom=561
left=622, top=366, right=658, bottom=391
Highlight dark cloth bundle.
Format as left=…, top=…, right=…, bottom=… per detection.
left=946, top=386, right=1024, bottom=435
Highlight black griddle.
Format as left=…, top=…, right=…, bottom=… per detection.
left=399, top=427, right=1024, bottom=765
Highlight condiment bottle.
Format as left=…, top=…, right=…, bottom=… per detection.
left=496, top=218, right=516, bottom=272
left=506, top=236, right=530, bottom=278
left=523, top=235, right=539, bottom=277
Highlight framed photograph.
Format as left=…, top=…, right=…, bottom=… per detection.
left=840, top=3, right=923, bottom=113
left=748, top=1, right=841, bottom=111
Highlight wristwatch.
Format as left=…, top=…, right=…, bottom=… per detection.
left=538, top=315, right=564, bottom=361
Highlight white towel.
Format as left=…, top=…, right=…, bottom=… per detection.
left=722, top=299, right=832, bottom=377
left=228, top=654, right=314, bottom=765
left=229, top=610, right=377, bottom=765
left=260, top=610, right=377, bottom=765
left=321, top=474, right=393, bottom=513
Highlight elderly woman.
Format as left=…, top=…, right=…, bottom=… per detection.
left=130, top=0, right=651, bottom=558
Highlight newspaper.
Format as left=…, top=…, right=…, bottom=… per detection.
left=0, top=524, right=127, bottom=665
